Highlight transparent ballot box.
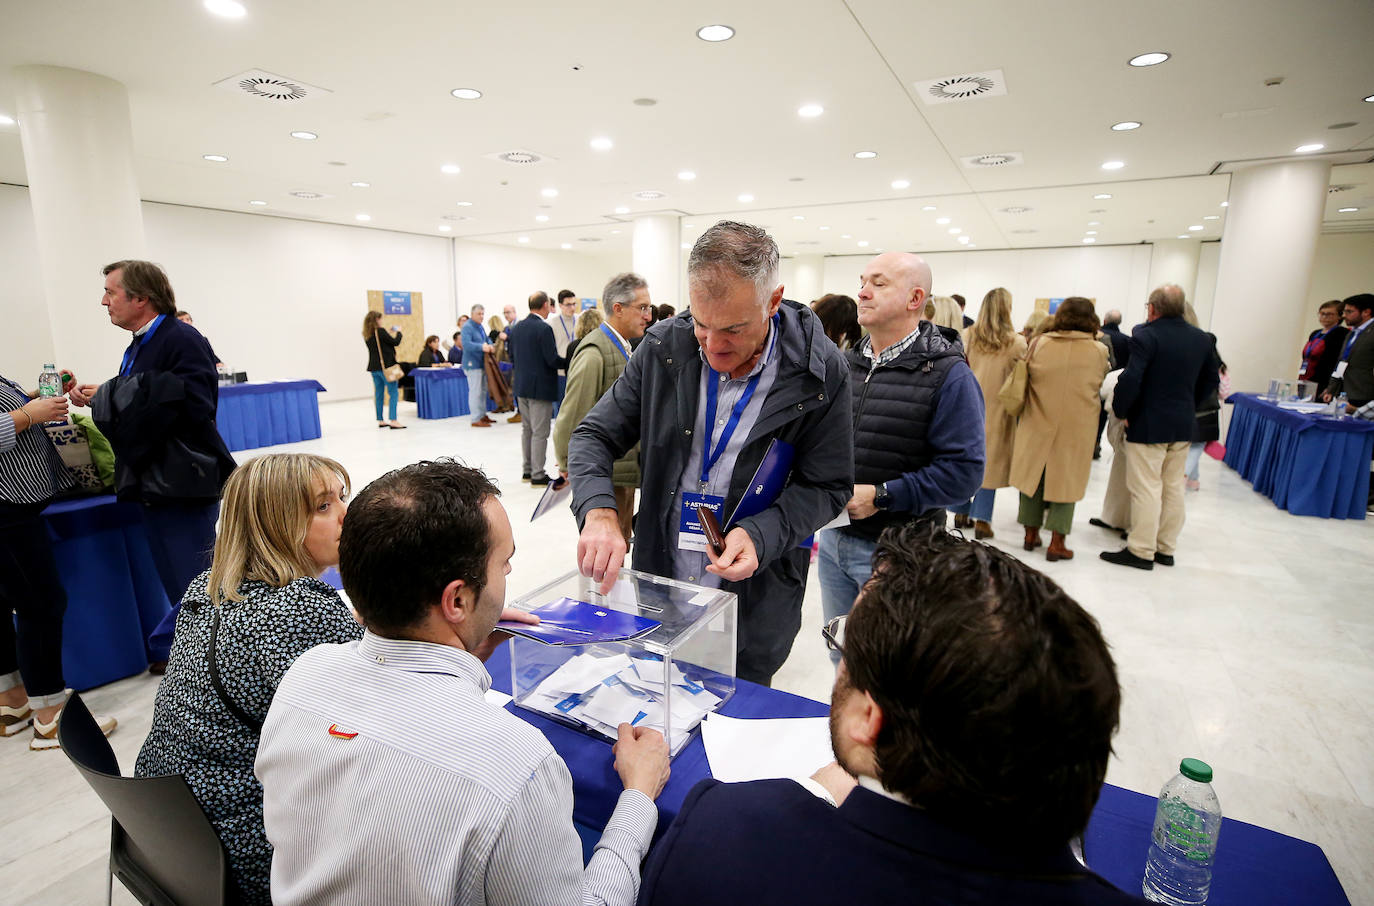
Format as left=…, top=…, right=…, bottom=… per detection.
left=504, top=569, right=737, bottom=757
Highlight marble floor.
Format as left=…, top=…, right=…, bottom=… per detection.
left=6, top=396, right=1372, bottom=905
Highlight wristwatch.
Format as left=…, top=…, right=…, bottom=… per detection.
left=872, top=482, right=892, bottom=510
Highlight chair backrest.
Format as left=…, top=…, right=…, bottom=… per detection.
left=59, top=693, right=229, bottom=906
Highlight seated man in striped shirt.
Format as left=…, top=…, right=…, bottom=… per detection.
left=255, top=460, right=670, bottom=906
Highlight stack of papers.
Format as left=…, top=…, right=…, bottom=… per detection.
left=700, top=712, right=834, bottom=783
left=517, top=650, right=722, bottom=751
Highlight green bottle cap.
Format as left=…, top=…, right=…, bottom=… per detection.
left=1179, top=758, right=1213, bottom=783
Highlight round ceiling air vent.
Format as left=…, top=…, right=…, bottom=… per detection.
left=440, top=214, right=472, bottom=222
left=973, top=154, right=1014, bottom=166
left=498, top=151, right=541, bottom=164
left=1001, top=205, right=1033, bottom=214
left=1009, top=228, right=1038, bottom=234
left=289, top=191, right=326, bottom=199
left=577, top=237, right=604, bottom=243
left=239, top=77, right=308, bottom=101
left=633, top=190, right=666, bottom=200
left=929, top=75, right=996, bottom=101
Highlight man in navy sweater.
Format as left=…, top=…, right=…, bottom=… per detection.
left=71, top=261, right=235, bottom=660
left=639, top=522, right=1141, bottom=906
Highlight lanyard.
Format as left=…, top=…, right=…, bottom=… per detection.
left=700, top=368, right=762, bottom=491
left=1342, top=323, right=1367, bottom=360
left=600, top=324, right=630, bottom=361
left=119, top=314, right=166, bottom=376
left=559, top=315, right=574, bottom=341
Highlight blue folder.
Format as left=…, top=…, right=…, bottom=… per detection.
left=725, top=438, right=794, bottom=530
left=497, top=596, right=662, bottom=646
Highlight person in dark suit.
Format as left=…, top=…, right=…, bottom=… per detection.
left=1321, top=293, right=1374, bottom=407
left=507, top=292, right=567, bottom=485
left=70, top=260, right=237, bottom=665
left=1301, top=301, right=1347, bottom=397
left=639, top=522, right=1138, bottom=906
left=1093, top=309, right=1133, bottom=459
left=1101, top=285, right=1218, bottom=570
left=953, top=293, right=974, bottom=328
left=446, top=330, right=464, bottom=365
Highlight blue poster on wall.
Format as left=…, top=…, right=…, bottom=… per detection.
left=1048, top=297, right=1064, bottom=314
left=580, top=297, right=598, bottom=311
left=383, top=291, right=413, bottom=315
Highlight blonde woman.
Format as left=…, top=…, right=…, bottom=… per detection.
left=136, top=453, right=362, bottom=905
left=926, top=295, right=965, bottom=332
left=950, top=288, right=1026, bottom=539
left=363, top=310, right=404, bottom=428
left=1022, top=309, right=1051, bottom=339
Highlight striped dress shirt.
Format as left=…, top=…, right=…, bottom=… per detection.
left=255, top=631, right=658, bottom=906
left=0, top=376, right=73, bottom=505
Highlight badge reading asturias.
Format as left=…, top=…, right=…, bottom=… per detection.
left=327, top=724, right=359, bottom=740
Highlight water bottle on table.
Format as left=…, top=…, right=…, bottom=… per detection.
left=1143, top=757, right=1222, bottom=904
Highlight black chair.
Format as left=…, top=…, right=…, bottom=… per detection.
left=58, top=693, right=229, bottom=906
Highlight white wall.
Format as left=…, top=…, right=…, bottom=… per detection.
left=453, top=240, right=627, bottom=326
left=1304, top=231, right=1374, bottom=330
left=1193, top=241, right=1221, bottom=329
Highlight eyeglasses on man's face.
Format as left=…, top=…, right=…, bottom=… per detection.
left=822, top=614, right=847, bottom=653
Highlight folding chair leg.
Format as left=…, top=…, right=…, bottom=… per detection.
left=106, top=864, right=113, bottom=906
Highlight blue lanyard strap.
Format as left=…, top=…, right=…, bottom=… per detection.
left=700, top=369, right=762, bottom=488
left=600, top=324, right=630, bottom=361
left=1342, top=324, right=1365, bottom=359
left=560, top=316, right=574, bottom=341
left=119, top=314, right=166, bottom=376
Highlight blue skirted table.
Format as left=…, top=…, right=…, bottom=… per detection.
left=40, top=495, right=171, bottom=690
left=1223, top=393, right=1374, bottom=519
left=216, top=380, right=326, bottom=452
left=478, top=643, right=1349, bottom=905
left=413, top=367, right=471, bottom=419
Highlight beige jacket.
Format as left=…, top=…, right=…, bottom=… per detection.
left=1008, top=331, right=1109, bottom=502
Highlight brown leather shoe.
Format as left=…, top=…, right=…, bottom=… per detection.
left=974, top=520, right=994, bottom=540
left=1023, top=527, right=1042, bottom=550
left=953, top=514, right=973, bottom=529
left=477, top=416, right=495, bottom=425
left=1046, top=531, right=1074, bottom=561
left=507, top=413, right=522, bottom=423
left=470, top=419, right=491, bottom=428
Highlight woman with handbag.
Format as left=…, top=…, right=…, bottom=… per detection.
left=950, top=288, right=1026, bottom=539
left=136, top=453, right=363, bottom=905
left=1006, top=298, right=1110, bottom=562
left=364, top=310, right=405, bottom=429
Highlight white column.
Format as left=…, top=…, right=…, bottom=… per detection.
left=13, top=65, right=147, bottom=380
left=1147, top=239, right=1201, bottom=311
left=1209, top=160, right=1330, bottom=394
left=788, top=254, right=825, bottom=305
left=633, top=214, right=681, bottom=312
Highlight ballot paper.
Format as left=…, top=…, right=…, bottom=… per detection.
left=700, top=713, right=835, bottom=783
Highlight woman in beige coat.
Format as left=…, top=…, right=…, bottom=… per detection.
left=950, top=288, right=1025, bottom=539
left=1008, top=297, right=1110, bottom=561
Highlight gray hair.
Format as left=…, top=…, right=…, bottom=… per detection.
left=602, top=272, right=648, bottom=311
left=1148, top=284, right=1185, bottom=319
left=687, top=220, right=779, bottom=299
left=1103, top=309, right=1122, bottom=326
left=470, top=303, right=485, bottom=316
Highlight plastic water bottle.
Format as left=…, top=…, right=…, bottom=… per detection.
left=1143, top=758, right=1222, bottom=905
left=38, top=363, right=61, bottom=399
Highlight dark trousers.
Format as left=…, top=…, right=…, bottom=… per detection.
left=142, top=501, right=219, bottom=660
left=0, top=502, right=67, bottom=697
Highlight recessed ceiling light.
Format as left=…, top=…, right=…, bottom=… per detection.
left=540, top=188, right=559, bottom=198
left=350, top=181, right=370, bottom=188
left=891, top=179, right=910, bottom=190
left=438, top=224, right=452, bottom=232
left=737, top=193, right=755, bottom=203
left=1203, top=215, right=1219, bottom=220
left=614, top=206, right=630, bottom=214
left=792, top=215, right=805, bottom=221
left=0, top=114, right=14, bottom=126
left=535, top=214, right=549, bottom=222
left=1088, top=221, right=1102, bottom=226
left=1086, top=230, right=1097, bottom=235
left=1221, top=201, right=1229, bottom=207
left=958, top=236, right=971, bottom=244
left=589, top=136, right=614, bottom=151
left=355, top=213, right=371, bottom=221
left=248, top=200, right=267, bottom=206
left=561, top=243, right=572, bottom=250
left=456, top=201, right=473, bottom=207
left=841, top=234, right=852, bottom=239
left=441, top=164, right=461, bottom=174
left=1101, top=160, right=1125, bottom=170
left=1111, top=121, right=1142, bottom=131
left=1365, top=95, right=1374, bottom=103
left=922, top=205, right=937, bottom=211
left=696, top=24, right=734, bottom=42
left=857, top=240, right=869, bottom=247
left=1082, top=237, right=1097, bottom=243
left=853, top=150, right=877, bottom=159
left=1094, top=193, right=1113, bottom=199
left=819, top=225, right=830, bottom=230
left=1188, top=224, right=1204, bottom=231
left=1128, top=52, right=1170, bottom=67
left=202, top=154, right=228, bottom=162
left=798, top=103, right=824, bottom=118
left=935, top=217, right=951, bottom=225
left=948, top=227, right=961, bottom=234
left=677, top=171, right=696, bottom=181
left=610, top=229, right=622, bottom=235
left=290, top=130, right=317, bottom=140
left=684, top=223, right=695, bottom=228
left=1295, top=143, right=1325, bottom=153
left=1338, top=206, right=1359, bottom=213
left=517, top=236, right=530, bottom=243
left=450, top=88, right=482, bottom=100
left=204, top=0, right=246, bottom=18
left=681, top=242, right=691, bottom=249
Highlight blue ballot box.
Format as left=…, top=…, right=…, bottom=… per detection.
left=504, top=569, right=737, bottom=757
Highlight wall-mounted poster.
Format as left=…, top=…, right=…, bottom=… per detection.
left=581, top=297, right=598, bottom=311
left=383, top=291, right=413, bottom=315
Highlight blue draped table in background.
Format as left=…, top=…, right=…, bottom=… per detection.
left=1223, top=393, right=1374, bottom=519
left=478, top=644, right=1348, bottom=906
left=216, top=380, right=326, bottom=451
left=39, top=495, right=171, bottom=690
left=413, top=367, right=471, bottom=419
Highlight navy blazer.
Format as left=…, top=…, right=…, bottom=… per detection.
left=1112, top=316, right=1219, bottom=445
left=1102, top=323, right=1131, bottom=371
left=639, top=779, right=1145, bottom=906
left=507, top=313, right=565, bottom=400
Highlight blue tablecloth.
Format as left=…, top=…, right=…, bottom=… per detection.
left=1223, top=393, right=1374, bottom=519
left=482, top=644, right=1349, bottom=905
left=413, top=368, right=471, bottom=419
left=216, top=380, right=326, bottom=451
left=40, top=495, right=171, bottom=689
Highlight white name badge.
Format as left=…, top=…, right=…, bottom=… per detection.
left=678, top=492, right=725, bottom=552
left=1333, top=361, right=1349, bottom=379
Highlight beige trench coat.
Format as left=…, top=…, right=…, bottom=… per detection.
left=1008, top=330, right=1109, bottom=502
left=964, top=332, right=1027, bottom=489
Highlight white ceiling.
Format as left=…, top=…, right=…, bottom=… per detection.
left=1, top=0, right=1372, bottom=258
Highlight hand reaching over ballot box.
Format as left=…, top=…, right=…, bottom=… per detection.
left=578, top=507, right=628, bottom=593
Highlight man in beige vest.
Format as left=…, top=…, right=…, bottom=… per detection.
left=553, top=273, right=654, bottom=542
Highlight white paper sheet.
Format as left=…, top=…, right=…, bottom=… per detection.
left=701, top=713, right=835, bottom=783
left=483, top=688, right=513, bottom=708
